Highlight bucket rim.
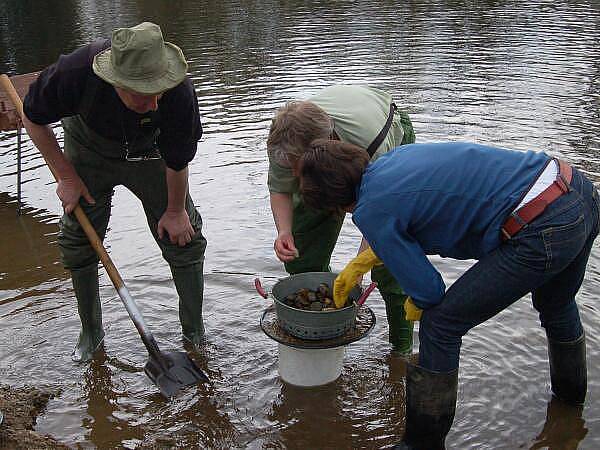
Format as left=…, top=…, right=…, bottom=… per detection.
left=271, top=271, right=360, bottom=314
left=273, top=296, right=356, bottom=314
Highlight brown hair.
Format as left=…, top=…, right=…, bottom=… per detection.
left=267, top=101, right=333, bottom=167
left=298, top=139, right=370, bottom=212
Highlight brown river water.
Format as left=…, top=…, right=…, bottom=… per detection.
left=1, top=1, right=600, bottom=448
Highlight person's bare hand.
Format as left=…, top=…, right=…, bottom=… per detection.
left=56, top=176, right=95, bottom=213
left=274, top=231, right=299, bottom=262
left=158, top=210, right=195, bottom=247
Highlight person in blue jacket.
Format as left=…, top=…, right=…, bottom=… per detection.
left=297, top=139, right=599, bottom=449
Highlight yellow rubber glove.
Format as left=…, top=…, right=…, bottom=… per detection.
left=333, top=247, right=383, bottom=308
left=404, top=297, right=422, bottom=321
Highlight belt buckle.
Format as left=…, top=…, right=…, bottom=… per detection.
left=502, top=211, right=527, bottom=241
left=125, top=146, right=162, bottom=162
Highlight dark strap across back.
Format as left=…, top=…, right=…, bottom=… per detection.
left=366, top=102, right=397, bottom=157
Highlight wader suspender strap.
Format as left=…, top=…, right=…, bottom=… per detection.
left=365, top=102, right=397, bottom=158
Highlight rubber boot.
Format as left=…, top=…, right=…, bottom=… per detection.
left=547, top=332, right=587, bottom=405
left=171, top=263, right=205, bottom=348
left=71, top=264, right=105, bottom=362
left=395, top=364, right=458, bottom=450
left=383, top=293, right=414, bottom=356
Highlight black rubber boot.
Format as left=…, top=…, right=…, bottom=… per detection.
left=71, top=264, right=105, bottom=362
left=171, top=263, right=205, bottom=348
left=547, top=333, right=587, bottom=405
left=395, top=364, right=458, bottom=450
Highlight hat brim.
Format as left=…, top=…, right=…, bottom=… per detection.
left=92, top=42, right=187, bottom=95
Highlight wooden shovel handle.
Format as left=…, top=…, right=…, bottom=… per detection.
left=0, top=73, right=125, bottom=290
left=0, top=74, right=24, bottom=119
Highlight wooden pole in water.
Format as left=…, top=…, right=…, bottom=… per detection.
left=0, top=73, right=25, bottom=215
left=16, top=125, right=22, bottom=215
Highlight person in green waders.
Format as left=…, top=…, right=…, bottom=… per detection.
left=21, top=22, right=207, bottom=361
left=266, top=85, right=416, bottom=355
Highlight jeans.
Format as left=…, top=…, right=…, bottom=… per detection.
left=419, top=168, right=600, bottom=372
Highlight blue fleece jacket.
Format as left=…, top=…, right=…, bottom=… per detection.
left=353, top=142, right=550, bottom=309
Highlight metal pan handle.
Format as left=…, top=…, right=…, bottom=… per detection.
left=357, top=282, right=377, bottom=306
left=254, top=278, right=268, bottom=299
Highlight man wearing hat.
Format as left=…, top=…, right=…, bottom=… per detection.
left=22, top=22, right=207, bottom=361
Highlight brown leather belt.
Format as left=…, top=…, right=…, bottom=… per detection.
left=501, top=159, right=573, bottom=241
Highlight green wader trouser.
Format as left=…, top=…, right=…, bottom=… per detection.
left=59, top=114, right=207, bottom=361
left=71, top=263, right=105, bottom=362
left=284, top=195, right=414, bottom=354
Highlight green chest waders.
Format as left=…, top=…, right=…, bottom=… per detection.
left=62, top=74, right=160, bottom=362
left=61, top=76, right=206, bottom=360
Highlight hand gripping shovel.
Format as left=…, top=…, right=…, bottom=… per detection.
left=0, top=74, right=209, bottom=398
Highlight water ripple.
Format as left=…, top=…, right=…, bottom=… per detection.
left=1, top=1, right=600, bottom=448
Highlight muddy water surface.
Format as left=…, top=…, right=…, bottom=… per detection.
left=1, top=1, right=600, bottom=448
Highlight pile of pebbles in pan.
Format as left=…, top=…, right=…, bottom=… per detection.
left=281, top=283, right=351, bottom=311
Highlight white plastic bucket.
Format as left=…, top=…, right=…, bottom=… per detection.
left=278, top=343, right=345, bottom=386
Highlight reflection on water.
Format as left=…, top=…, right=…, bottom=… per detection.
left=1, top=0, right=600, bottom=448
left=268, top=382, right=355, bottom=448
left=81, top=351, right=145, bottom=448
left=0, top=192, right=66, bottom=295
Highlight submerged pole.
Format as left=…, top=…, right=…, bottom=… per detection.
left=16, top=124, right=22, bottom=215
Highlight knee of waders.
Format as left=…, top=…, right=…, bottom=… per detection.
left=58, top=216, right=101, bottom=270
left=59, top=240, right=100, bottom=271
left=160, top=232, right=207, bottom=267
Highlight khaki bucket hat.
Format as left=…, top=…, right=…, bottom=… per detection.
left=93, top=22, right=188, bottom=95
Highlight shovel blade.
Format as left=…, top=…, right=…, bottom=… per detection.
left=144, top=351, right=209, bottom=399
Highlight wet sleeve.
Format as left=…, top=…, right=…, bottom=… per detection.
left=354, top=206, right=445, bottom=308
left=23, top=45, right=93, bottom=125
left=267, top=154, right=299, bottom=193
left=157, top=78, right=203, bottom=171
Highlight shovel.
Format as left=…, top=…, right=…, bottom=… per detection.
left=0, top=74, right=209, bottom=399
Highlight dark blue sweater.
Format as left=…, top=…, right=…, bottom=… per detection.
left=353, top=142, right=550, bottom=308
